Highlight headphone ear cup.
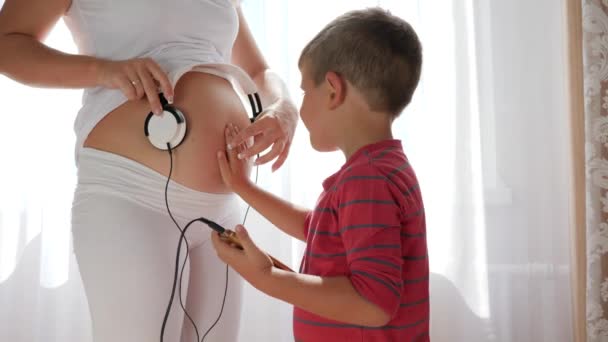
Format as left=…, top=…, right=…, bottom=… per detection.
left=144, top=105, right=187, bottom=150
left=164, top=106, right=185, bottom=124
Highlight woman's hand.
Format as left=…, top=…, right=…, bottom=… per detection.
left=217, top=123, right=254, bottom=193
left=229, top=99, right=298, bottom=172
left=96, top=58, right=174, bottom=115
left=211, top=225, right=274, bottom=287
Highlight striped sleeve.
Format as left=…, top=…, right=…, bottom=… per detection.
left=337, top=173, right=404, bottom=317
left=303, top=210, right=313, bottom=239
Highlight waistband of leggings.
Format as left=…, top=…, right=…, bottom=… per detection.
left=74, top=147, right=240, bottom=222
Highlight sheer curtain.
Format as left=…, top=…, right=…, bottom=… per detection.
left=0, top=0, right=574, bottom=341
left=0, top=15, right=91, bottom=341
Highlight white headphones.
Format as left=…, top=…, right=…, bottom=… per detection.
left=144, top=93, right=187, bottom=150
left=144, top=64, right=263, bottom=150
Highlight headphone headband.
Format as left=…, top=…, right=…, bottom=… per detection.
left=190, top=64, right=264, bottom=120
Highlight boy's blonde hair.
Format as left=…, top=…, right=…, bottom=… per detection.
left=299, top=8, right=422, bottom=117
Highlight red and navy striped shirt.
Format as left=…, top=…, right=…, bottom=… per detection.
left=294, top=139, right=429, bottom=342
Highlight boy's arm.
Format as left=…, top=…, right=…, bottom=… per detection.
left=217, top=126, right=309, bottom=241
left=255, top=269, right=390, bottom=327
left=211, top=226, right=390, bottom=327
left=237, top=181, right=308, bottom=242
left=336, top=178, right=409, bottom=323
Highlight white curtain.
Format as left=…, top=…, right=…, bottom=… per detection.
left=0, top=0, right=574, bottom=341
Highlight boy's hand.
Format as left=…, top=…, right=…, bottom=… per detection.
left=217, top=123, right=253, bottom=193
left=211, top=225, right=274, bottom=286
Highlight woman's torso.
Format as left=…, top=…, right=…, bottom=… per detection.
left=64, top=0, right=251, bottom=193
left=84, top=72, right=252, bottom=193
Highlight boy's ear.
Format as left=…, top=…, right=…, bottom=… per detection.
left=324, top=71, right=346, bottom=110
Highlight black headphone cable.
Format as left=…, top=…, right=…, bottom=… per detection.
left=160, top=143, right=259, bottom=342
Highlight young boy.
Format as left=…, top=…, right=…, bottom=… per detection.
left=212, top=7, right=428, bottom=341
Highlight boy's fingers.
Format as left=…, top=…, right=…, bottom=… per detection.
left=235, top=225, right=252, bottom=250
left=211, top=230, right=221, bottom=248
left=217, top=150, right=229, bottom=177
left=234, top=225, right=262, bottom=255
left=234, top=124, right=251, bottom=156
left=211, top=232, right=227, bottom=260
left=225, top=125, right=240, bottom=160
left=232, top=125, right=248, bottom=155
left=225, top=125, right=233, bottom=150
left=211, top=231, right=242, bottom=261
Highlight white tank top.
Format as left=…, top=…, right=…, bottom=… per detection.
left=63, top=0, right=257, bottom=161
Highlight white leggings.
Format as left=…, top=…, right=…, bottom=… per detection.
left=71, top=148, right=244, bottom=342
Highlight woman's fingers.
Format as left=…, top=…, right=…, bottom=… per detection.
left=117, top=74, right=138, bottom=101
left=117, top=59, right=174, bottom=115
left=243, top=134, right=274, bottom=160
left=232, top=116, right=286, bottom=161
left=125, top=68, right=144, bottom=100
left=254, top=138, right=284, bottom=165
left=137, top=66, right=163, bottom=115
left=229, top=121, right=265, bottom=150
left=145, top=59, right=174, bottom=102
left=101, top=59, right=172, bottom=112
left=271, top=140, right=291, bottom=172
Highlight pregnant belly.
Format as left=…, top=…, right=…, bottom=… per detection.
left=84, top=71, right=252, bottom=193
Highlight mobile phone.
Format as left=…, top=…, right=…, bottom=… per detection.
left=199, top=217, right=294, bottom=272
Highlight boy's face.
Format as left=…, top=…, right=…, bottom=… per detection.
left=299, top=62, right=338, bottom=152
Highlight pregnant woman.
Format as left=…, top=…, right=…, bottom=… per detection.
left=0, top=0, right=298, bottom=340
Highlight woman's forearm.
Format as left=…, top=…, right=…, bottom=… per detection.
left=0, top=33, right=102, bottom=88
left=251, top=69, right=297, bottom=111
